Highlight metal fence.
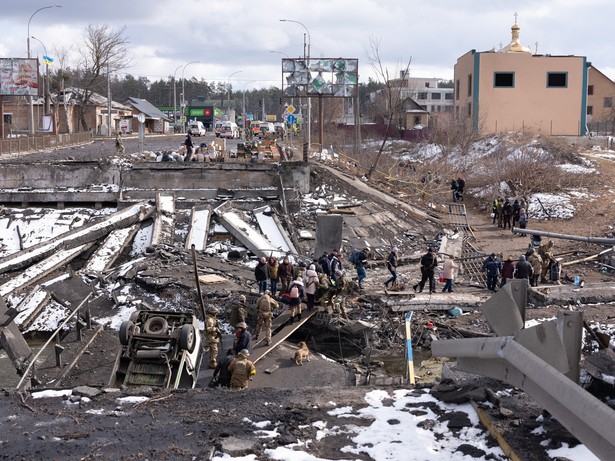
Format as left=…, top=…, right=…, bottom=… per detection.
left=0, top=132, right=93, bottom=156
left=587, top=120, right=615, bottom=136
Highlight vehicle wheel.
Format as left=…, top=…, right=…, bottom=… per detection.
left=143, top=316, right=168, bottom=335
left=179, top=324, right=196, bottom=352
left=119, top=320, right=135, bottom=345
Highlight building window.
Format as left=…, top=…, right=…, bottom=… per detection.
left=588, top=85, right=594, bottom=95
left=455, top=80, right=460, bottom=99
left=445, top=92, right=453, bottom=100
left=468, top=74, right=472, bottom=96
left=425, top=82, right=430, bottom=88
left=431, top=92, right=441, bottom=100
left=587, top=106, right=593, bottom=115
left=547, top=72, right=567, bottom=88
left=605, top=97, right=613, bottom=108
left=494, top=72, right=514, bottom=87
left=418, top=92, right=427, bottom=100
left=467, top=103, right=472, bottom=117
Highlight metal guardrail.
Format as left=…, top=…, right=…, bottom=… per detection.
left=0, top=132, right=93, bottom=155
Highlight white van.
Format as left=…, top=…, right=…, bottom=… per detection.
left=188, top=121, right=206, bottom=136
left=220, top=121, right=240, bottom=139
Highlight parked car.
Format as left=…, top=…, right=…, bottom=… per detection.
left=188, top=121, right=206, bottom=136
left=110, top=310, right=203, bottom=389
left=220, top=122, right=240, bottom=139
left=256, top=122, right=276, bottom=139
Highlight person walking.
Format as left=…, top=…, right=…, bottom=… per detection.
left=527, top=248, right=543, bottom=287
left=233, top=322, right=253, bottom=355
left=278, top=257, right=294, bottom=295
left=228, top=349, right=256, bottom=390
left=481, top=253, right=501, bottom=292
left=318, top=251, right=331, bottom=277
left=384, top=247, right=398, bottom=289
left=254, top=256, right=269, bottom=294
left=538, top=240, right=555, bottom=282
left=229, top=294, right=247, bottom=328
left=518, top=207, right=528, bottom=236
left=204, top=307, right=221, bottom=369
left=512, top=199, right=521, bottom=228
left=287, top=277, right=304, bottom=324
left=414, top=247, right=438, bottom=293
left=329, top=250, right=342, bottom=286
left=353, top=248, right=369, bottom=289
left=500, top=256, right=516, bottom=287
left=183, top=130, right=194, bottom=161
left=254, top=290, right=277, bottom=346
left=304, top=264, right=319, bottom=311
left=502, top=199, right=513, bottom=230
left=115, top=131, right=125, bottom=155
left=266, top=256, right=280, bottom=295
left=513, top=254, right=533, bottom=282
left=441, top=256, right=459, bottom=293
left=450, top=178, right=459, bottom=202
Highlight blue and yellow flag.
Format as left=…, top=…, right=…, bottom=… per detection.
left=42, top=55, right=54, bottom=66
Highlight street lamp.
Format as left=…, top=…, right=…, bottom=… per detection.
left=27, top=5, right=61, bottom=135
left=180, top=61, right=199, bottom=133
left=227, top=70, right=242, bottom=101
left=30, top=36, right=51, bottom=115
left=242, top=80, right=257, bottom=140
left=173, top=64, right=183, bottom=133
left=280, top=19, right=311, bottom=153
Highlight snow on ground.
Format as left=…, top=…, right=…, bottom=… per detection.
left=207, top=388, right=598, bottom=461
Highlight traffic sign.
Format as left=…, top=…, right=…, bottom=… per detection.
left=137, top=113, right=146, bottom=124
left=287, top=114, right=296, bottom=124
left=287, top=105, right=296, bottom=114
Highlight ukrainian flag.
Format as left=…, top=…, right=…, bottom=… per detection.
left=43, top=55, right=54, bottom=66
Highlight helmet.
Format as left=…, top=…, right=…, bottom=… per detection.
left=238, top=295, right=246, bottom=303
left=207, top=307, right=219, bottom=315
left=239, top=349, right=250, bottom=358
left=236, top=321, right=248, bottom=329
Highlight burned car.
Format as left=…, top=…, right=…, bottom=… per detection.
left=109, top=310, right=203, bottom=389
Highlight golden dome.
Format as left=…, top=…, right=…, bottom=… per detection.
left=502, top=13, right=531, bottom=53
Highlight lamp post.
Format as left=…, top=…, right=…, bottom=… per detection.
left=242, top=80, right=257, bottom=140
left=27, top=5, right=61, bottom=135
left=172, top=64, right=183, bottom=133
left=30, top=36, right=51, bottom=116
left=226, top=70, right=242, bottom=124
left=180, top=61, right=198, bottom=133
left=280, top=19, right=311, bottom=154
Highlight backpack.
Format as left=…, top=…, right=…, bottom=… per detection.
left=457, top=178, right=465, bottom=189
left=289, top=286, right=299, bottom=298
left=348, top=250, right=361, bottom=265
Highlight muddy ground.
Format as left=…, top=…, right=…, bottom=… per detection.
left=1, top=135, right=614, bottom=460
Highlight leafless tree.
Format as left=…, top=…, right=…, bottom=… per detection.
left=50, top=45, right=73, bottom=133
left=364, top=36, right=411, bottom=179
left=75, top=24, right=130, bottom=132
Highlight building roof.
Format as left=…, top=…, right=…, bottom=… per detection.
left=126, top=97, right=171, bottom=121
left=55, top=87, right=131, bottom=110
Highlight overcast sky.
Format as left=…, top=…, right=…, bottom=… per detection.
left=2, top=0, right=614, bottom=91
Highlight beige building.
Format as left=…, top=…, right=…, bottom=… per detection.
left=454, top=18, right=589, bottom=136
left=587, top=66, right=615, bottom=125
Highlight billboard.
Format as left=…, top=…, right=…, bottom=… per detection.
left=282, top=58, right=358, bottom=98
left=0, top=58, right=40, bottom=96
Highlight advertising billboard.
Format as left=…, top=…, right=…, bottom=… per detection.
left=282, top=58, right=358, bottom=98
left=0, top=58, right=40, bottom=96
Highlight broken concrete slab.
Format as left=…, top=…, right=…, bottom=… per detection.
left=185, top=205, right=211, bottom=251
left=151, top=193, right=176, bottom=246
left=81, top=225, right=140, bottom=276
left=253, top=205, right=297, bottom=256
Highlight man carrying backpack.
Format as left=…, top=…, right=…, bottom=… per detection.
left=456, top=177, right=465, bottom=201
left=384, top=247, right=398, bottom=289
left=350, top=248, right=369, bottom=289
left=414, top=247, right=438, bottom=293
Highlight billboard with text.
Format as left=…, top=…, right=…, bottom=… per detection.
left=0, top=58, right=40, bottom=96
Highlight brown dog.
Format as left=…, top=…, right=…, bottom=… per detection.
left=293, top=341, right=310, bottom=366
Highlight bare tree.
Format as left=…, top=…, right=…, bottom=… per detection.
left=75, top=24, right=129, bottom=132
left=50, top=45, right=74, bottom=133
left=365, top=36, right=411, bottom=179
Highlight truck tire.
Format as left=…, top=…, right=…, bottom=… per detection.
left=119, top=320, right=135, bottom=345
left=179, top=324, right=196, bottom=352
left=143, top=316, right=168, bottom=335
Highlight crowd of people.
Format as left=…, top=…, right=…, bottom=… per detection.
left=480, top=239, right=557, bottom=291
left=491, top=196, right=529, bottom=233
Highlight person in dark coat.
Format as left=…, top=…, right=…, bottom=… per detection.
left=384, top=247, right=398, bottom=289
left=502, top=200, right=513, bottom=230
left=184, top=131, right=194, bottom=161
left=278, top=257, right=294, bottom=294
left=212, top=348, right=235, bottom=388
left=514, top=254, right=533, bottom=281
left=329, top=250, right=342, bottom=285
left=414, top=247, right=438, bottom=293
left=481, top=253, right=501, bottom=292
left=318, top=251, right=331, bottom=277
left=512, top=199, right=521, bottom=228
left=233, top=322, right=253, bottom=355
left=500, top=256, right=516, bottom=287
left=254, top=256, right=268, bottom=294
